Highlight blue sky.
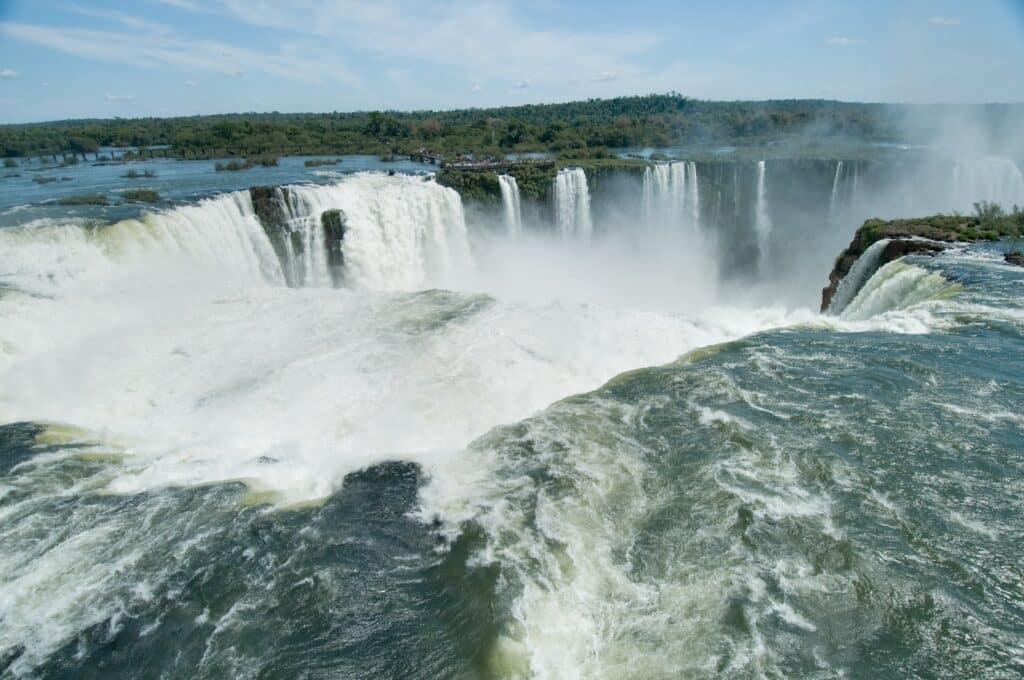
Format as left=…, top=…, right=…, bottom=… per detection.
left=1, top=0, right=1023, bottom=123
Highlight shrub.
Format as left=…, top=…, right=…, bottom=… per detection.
left=3, top=158, right=17, bottom=168
left=57, top=193, right=108, bottom=205
left=215, top=160, right=250, bottom=172
left=304, top=158, right=342, bottom=167
left=973, top=200, right=1005, bottom=225
left=122, top=189, right=159, bottom=202
left=250, top=155, right=278, bottom=167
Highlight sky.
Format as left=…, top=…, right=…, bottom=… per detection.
left=0, top=0, right=1023, bottom=123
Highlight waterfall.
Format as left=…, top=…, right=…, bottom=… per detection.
left=0, top=173, right=472, bottom=296
left=498, top=174, right=523, bottom=237
left=951, top=157, right=1024, bottom=211
left=641, top=161, right=699, bottom=232
left=686, top=161, right=700, bottom=229
left=554, top=167, right=593, bottom=240
left=754, top=160, right=771, bottom=262
left=0, top=190, right=287, bottom=297
left=283, top=174, right=471, bottom=291
left=827, top=238, right=891, bottom=315
left=829, top=161, right=844, bottom=220
left=840, top=259, right=958, bottom=321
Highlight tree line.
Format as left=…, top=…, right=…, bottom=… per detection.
left=1, top=93, right=1016, bottom=160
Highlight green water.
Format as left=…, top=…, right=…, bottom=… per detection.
left=1, top=244, right=1021, bottom=678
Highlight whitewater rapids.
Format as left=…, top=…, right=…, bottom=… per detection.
left=1, top=172, right=1017, bottom=679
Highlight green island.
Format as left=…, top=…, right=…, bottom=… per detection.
left=821, top=202, right=1024, bottom=310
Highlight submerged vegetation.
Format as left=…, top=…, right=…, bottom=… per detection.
left=122, top=189, right=160, bottom=203
left=8, top=94, right=1015, bottom=161
left=304, top=158, right=342, bottom=167
left=214, top=156, right=278, bottom=172
left=122, top=168, right=156, bottom=178
left=56, top=193, right=108, bottom=206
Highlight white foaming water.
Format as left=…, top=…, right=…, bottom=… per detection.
left=0, top=193, right=284, bottom=297
left=0, top=166, right=979, bottom=675
left=755, top=160, right=772, bottom=263
left=498, top=174, right=523, bottom=237
left=951, top=156, right=1024, bottom=211
left=553, top=167, right=593, bottom=241
left=840, top=259, right=959, bottom=321
left=829, top=160, right=844, bottom=221
left=827, top=238, right=892, bottom=315
left=642, top=161, right=700, bottom=234
left=287, top=173, right=471, bottom=291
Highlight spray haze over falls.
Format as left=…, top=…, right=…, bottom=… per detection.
left=2, top=142, right=1024, bottom=678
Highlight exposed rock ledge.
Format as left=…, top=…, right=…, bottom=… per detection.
left=821, top=215, right=1017, bottom=312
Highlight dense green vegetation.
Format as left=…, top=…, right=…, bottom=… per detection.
left=857, top=202, right=1024, bottom=246
left=3, top=94, right=989, bottom=160
left=56, top=193, right=108, bottom=206
left=214, top=156, right=278, bottom=172
left=122, top=189, right=160, bottom=203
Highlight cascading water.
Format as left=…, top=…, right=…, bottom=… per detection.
left=283, top=174, right=471, bottom=291
left=829, top=160, right=844, bottom=221
left=3, top=148, right=1024, bottom=680
left=754, top=160, right=772, bottom=263
left=0, top=173, right=472, bottom=297
left=642, top=161, right=700, bottom=233
left=554, top=167, right=593, bottom=241
left=0, top=190, right=286, bottom=297
left=686, top=161, right=700, bottom=229
left=826, top=238, right=892, bottom=315
left=498, top=174, right=523, bottom=237
left=951, top=157, right=1024, bottom=211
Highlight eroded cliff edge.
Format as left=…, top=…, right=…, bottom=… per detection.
left=821, top=215, right=1022, bottom=312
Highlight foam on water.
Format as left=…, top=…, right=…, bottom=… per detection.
left=1, top=171, right=1017, bottom=677
left=840, top=259, right=960, bottom=321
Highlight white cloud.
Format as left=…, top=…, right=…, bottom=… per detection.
left=0, top=69, right=19, bottom=78
left=827, top=36, right=857, bottom=46
left=471, top=83, right=482, bottom=92
left=591, top=72, right=616, bottom=82
left=510, top=78, right=532, bottom=90
left=66, top=4, right=172, bottom=34
left=151, top=0, right=205, bottom=10
left=929, top=15, right=960, bottom=26
left=0, top=21, right=361, bottom=87
left=184, top=79, right=197, bottom=86
left=104, top=93, right=135, bottom=101
left=202, top=1, right=656, bottom=89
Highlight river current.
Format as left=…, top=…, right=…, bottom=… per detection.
left=0, top=161, right=1022, bottom=678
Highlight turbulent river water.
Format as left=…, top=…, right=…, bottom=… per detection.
left=0, top=165, right=1022, bottom=679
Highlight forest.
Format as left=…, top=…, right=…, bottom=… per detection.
left=2, top=94, right=1021, bottom=161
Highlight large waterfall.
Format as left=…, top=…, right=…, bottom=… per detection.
left=498, top=174, right=523, bottom=237
left=952, top=157, right=1024, bottom=210
left=554, top=167, right=593, bottom=240
left=828, top=160, right=844, bottom=221
left=642, top=161, right=700, bottom=232
left=754, top=160, right=772, bottom=262
left=283, top=174, right=470, bottom=291
left=0, top=173, right=472, bottom=296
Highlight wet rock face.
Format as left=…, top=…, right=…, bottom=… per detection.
left=1005, top=251, right=1024, bottom=267
left=821, top=238, right=945, bottom=312
left=321, top=209, right=347, bottom=286
left=819, top=217, right=971, bottom=312
left=250, top=186, right=295, bottom=284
